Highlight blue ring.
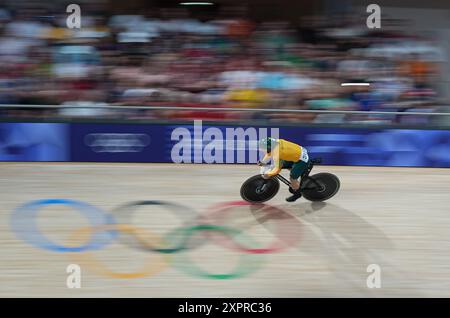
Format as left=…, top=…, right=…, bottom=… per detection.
left=11, top=199, right=117, bottom=252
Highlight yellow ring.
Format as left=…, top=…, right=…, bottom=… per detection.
left=67, top=224, right=169, bottom=279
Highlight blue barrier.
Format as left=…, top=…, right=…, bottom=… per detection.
left=0, top=123, right=68, bottom=161
left=281, top=127, right=450, bottom=167
left=1, top=122, right=450, bottom=167
left=70, top=123, right=166, bottom=162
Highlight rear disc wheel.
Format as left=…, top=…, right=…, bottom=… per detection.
left=301, top=173, right=340, bottom=202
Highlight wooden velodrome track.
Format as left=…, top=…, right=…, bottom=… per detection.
left=1, top=163, right=450, bottom=297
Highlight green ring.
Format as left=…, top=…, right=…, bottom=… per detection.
left=166, top=224, right=265, bottom=279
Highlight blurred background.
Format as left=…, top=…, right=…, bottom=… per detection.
left=0, top=0, right=449, bottom=126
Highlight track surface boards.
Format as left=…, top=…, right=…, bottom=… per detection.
left=1, top=163, right=449, bottom=297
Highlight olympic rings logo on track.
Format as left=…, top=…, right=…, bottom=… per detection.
left=10, top=199, right=303, bottom=280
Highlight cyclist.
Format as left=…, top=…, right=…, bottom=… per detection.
left=257, top=137, right=309, bottom=202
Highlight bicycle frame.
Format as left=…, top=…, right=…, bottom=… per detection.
left=245, top=157, right=337, bottom=203
left=273, top=160, right=324, bottom=191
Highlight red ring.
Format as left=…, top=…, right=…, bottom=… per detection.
left=201, top=201, right=302, bottom=254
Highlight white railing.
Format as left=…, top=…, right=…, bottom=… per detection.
left=0, top=104, right=449, bottom=116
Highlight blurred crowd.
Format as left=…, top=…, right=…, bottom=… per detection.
left=0, top=2, right=448, bottom=125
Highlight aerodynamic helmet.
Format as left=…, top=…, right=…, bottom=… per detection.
left=258, top=137, right=277, bottom=152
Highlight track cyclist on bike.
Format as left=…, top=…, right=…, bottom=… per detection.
left=257, top=137, right=310, bottom=202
